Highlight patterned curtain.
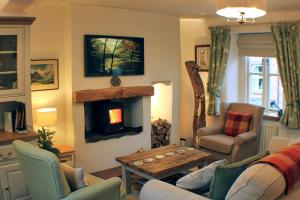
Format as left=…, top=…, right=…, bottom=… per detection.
left=272, top=23, right=300, bottom=128
left=207, top=27, right=231, bottom=116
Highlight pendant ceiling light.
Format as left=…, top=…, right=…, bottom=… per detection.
left=0, top=0, right=9, bottom=10
left=216, top=0, right=267, bottom=24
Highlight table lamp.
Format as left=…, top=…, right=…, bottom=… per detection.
left=36, top=108, right=57, bottom=127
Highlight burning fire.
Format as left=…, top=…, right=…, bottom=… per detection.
left=109, top=109, right=122, bottom=124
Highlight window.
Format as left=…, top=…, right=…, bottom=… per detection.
left=245, top=56, right=284, bottom=113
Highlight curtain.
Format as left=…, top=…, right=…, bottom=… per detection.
left=272, top=23, right=300, bottom=128
left=207, top=27, right=231, bottom=116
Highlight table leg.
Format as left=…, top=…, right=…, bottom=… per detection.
left=121, top=165, right=131, bottom=194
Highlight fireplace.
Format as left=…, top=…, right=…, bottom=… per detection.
left=84, top=98, right=143, bottom=142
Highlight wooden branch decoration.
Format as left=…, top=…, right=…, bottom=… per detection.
left=185, top=61, right=206, bottom=145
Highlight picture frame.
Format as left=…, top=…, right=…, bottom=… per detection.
left=195, top=45, right=210, bottom=72
left=84, top=35, right=144, bottom=77
left=30, top=59, right=59, bottom=91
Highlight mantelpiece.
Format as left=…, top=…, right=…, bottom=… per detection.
left=73, top=86, right=154, bottom=103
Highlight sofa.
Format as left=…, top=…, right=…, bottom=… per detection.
left=139, top=137, right=300, bottom=200
left=197, top=102, right=265, bottom=163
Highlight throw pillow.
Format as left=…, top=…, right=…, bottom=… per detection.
left=176, top=159, right=228, bottom=192
left=61, top=163, right=88, bottom=191
left=209, top=151, right=269, bottom=200
left=225, top=164, right=286, bottom=200
left=224, top=111, right=252, bottom=137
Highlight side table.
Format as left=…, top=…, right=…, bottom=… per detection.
left=55, top=144, right=75, bottom=165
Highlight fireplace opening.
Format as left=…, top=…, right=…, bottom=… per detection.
left=84, top=98, right=143, bottom=143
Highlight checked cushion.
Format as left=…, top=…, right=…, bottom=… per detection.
left=224, top=111, right=252, bottom=137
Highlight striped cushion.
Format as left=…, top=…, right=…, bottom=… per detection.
left=224, top=111, right=252, bottom=137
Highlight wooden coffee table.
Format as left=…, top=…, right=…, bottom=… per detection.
left=116, top=144, right=211, bottom=194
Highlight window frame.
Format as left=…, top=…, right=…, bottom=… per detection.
left=244, top=57, right=284, bottom=114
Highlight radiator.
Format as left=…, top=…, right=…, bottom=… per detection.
left=258, top=124, right=279, bottom=153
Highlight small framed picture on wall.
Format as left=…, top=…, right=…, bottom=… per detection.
left=195, top=45, right=210, bottom=72
left=30, top=59, right=59, bottom=91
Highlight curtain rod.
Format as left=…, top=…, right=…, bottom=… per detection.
left=208, top=20, right=300, bottom=29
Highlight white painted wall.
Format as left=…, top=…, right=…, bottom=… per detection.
left=69, top=5, right=181, bottom=172
left=151, top=83, right=173, bottom=123
left=27, top=5, right=67, bottom=145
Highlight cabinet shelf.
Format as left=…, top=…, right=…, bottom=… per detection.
left=0, top=51, right=16, bottom=54
left=0, top=71, right=17, bottom=75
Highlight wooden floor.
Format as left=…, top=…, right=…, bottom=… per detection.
left=92, top=166, right=139, bottom=200
left=91, top=166, right=122, bottom=179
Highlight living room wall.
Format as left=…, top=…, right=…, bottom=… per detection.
left=68, top=5, right=181, bottom=172
left=27, top=5, right=68, bottom=145
left=180, top=11, right=300, bottom=143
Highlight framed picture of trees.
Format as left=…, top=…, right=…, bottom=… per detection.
left=84, top=35, right=144, bottom=77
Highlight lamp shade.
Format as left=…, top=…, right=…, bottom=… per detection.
left=36, top=108, right=57, bottom=127
left=216, top=0, right=267, bottom=19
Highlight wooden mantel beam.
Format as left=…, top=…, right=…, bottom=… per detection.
left=73, top=86, right=154, bottom=103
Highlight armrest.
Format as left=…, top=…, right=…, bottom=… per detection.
left=63, top=177, right=121, bottom=200
left=197, top=125, right=224, bottom=137
left=139, top=180, right=210, bottom=200
left=235, top=131, right=256, bottom=145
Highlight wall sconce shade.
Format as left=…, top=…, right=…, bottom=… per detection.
left=36, top=108, right=57, bottom=127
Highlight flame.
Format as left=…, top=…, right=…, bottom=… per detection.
left=109, top=109, right=122, bottom=124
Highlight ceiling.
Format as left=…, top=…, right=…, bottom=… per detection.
left=5, top=0, right=300, bottom=18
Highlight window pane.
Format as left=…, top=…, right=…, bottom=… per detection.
left=248, top=57, right=263, bottom=73
left=268, top=58, right=279, bottom=74
left=249, top=74, right=263, bottom=106
left=269, top=75, right=284, bottom=110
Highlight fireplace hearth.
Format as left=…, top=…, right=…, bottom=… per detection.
left=84, top=98, right=143, bottom=143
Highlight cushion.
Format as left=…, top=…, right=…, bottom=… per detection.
left=200, top=134, right=235, bottom=154
left=225, top=164, right=285, bottom=200
left=60, top=163, right=88, bottom=191
left=209, top=151, right=269, bottom=200
left=176, top=159, right=228, bottom=191
left=224, top=111, right=252, bottom=137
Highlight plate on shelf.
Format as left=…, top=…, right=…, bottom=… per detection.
left=186, top=147, right=195, bottom=151
left=165, top=152, right=175, bottom=156
left=176, top=149, right=186, bottom=154
left=133, top=161, right=143, bottom=166
left=155, top=155, right=165, bottom=159
left=144, top=158, right=154, bottom=163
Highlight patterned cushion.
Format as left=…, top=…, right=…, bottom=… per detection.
left=224, top=111, right=252, bottom=137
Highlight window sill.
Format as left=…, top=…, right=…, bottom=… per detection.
left=263, top=113, right=280, bottom=121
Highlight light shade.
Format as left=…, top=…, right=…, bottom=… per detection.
left=216, top=0, right=267, bottom=19
left=0, top=0, right=9, bottom=10
left=36, top=108, right=58, bottom=127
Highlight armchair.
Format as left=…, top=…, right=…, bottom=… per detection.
left=197, top=102, right=264, bottom=163
left=13, top=140, right=124, bottom=200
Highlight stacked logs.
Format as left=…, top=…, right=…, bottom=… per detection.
left=151, top=118, right=171, bottom=148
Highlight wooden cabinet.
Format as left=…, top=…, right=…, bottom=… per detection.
left=0, top=163, right=30, bottom=200
left=55, top=145, right=75, bottom=166
left=0, top=142, right=34, bottom=200
left=0, top=17, right=35, bottom=200
left=0, top=28, right=25, bottom=97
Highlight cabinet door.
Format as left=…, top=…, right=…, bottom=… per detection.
left=0, top=28, right=25, bottom=96
left=0, top=163, right=31, bottom=200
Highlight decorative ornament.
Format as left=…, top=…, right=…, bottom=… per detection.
left=111, top=76, right=121, bottom=87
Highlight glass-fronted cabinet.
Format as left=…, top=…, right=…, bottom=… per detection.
left=0, top=28, right=24, bottom=96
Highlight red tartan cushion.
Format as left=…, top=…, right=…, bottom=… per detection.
left=224, top=111, right=252, bottom=137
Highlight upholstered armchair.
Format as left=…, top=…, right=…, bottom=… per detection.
left=13, top=140, right=125, bottom=200
left=197, top=103, right=265, bottom=163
